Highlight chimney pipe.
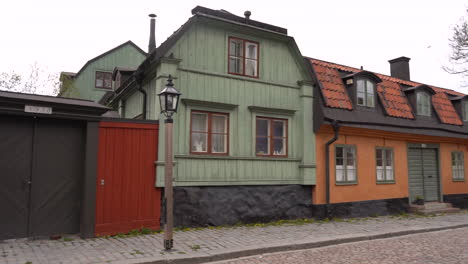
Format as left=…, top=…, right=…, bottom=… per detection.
left=388, top=56, right=411, bottom=81
left=148, top=14, right=156, bottom=54
left=244, top=11, right=251, bottom=22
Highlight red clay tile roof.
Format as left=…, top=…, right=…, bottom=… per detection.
left=377, top=80, right=414, bottom=119
left=309, top=58, right=465, bottom=125
left=432, top=92, right=463, bottom=125
left=313, top=63, right=353, bottom=110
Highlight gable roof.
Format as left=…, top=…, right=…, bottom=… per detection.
left=308, top=58, right=464, bottom=126
left=107, top=6, right=302, bottom=106
left=73, top=41, right=146, bottom=79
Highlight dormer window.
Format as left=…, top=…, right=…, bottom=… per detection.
left=463, top=101, right=468, bottom=121
left=416, top=92, right=431, bottom=116
left=356, top=79, right=375, bottom=107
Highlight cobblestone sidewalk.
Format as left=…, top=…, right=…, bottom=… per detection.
left=1, top=212, right=468, bottom=264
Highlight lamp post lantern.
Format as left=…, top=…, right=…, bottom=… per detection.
left=157, top=75, right=181, bottom=250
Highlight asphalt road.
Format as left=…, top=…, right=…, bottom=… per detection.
left=208, top=227, right=468, bottom=264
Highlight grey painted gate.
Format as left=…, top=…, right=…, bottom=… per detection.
left=0, top=115, right=85, bottom=240
left=408, top=146, right=440, bottom=202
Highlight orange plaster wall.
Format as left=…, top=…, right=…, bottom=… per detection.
left=440, top=143, right=468, bottom=195
left=314, top=131, right=408, bottom=204
left=314, top=126, right=468, bottom=205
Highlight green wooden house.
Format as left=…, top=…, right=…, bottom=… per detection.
left=59, top=41, right=147, bottom=102
left=106, top=6, right=315, bottom=226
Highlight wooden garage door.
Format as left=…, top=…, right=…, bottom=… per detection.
left=0, top=115, right=85, bottom=240
left=95, top=121, right=160, bottom=236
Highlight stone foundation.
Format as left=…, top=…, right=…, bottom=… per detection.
left=444, top=193, right=468, bottom=209
left=163, top=185, right=411, bottom=227
left=169, top=185, right=313, bottom=227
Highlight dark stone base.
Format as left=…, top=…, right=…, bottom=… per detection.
left=164, top=185, right=411, bottom=227
left=170, top=185, right=314, bottom=227
left=313, top=198, right=409, bottom=219
left=444, top=193, right=468, bottom=209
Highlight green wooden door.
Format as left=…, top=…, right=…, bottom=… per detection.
left=408, top=147, right=439, bottom=202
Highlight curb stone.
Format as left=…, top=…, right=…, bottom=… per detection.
left=137, top=223, right=468, bottom=264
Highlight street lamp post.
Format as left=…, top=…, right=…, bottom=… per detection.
left=157, top=75, right=181, bottom=250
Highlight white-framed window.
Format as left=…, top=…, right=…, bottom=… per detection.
left=95, top=71, right=112, bottom=89
left=255, top=117, right=287, bottom=157
left=416, top=92, right=431, bottom=116
left=335, top=145, right=357, bottom=184
left=356, top=79, right=375, bottom=107
left=376, top=148, right=394, bottom=183
left=190, top=111, right=229, bottom=155
left=452, top=151, right=465, bottom=181
left=228, top=37, right=259, bottom=78
left=463, top=101, right=468, bottom=122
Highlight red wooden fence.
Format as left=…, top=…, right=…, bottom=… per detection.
left=95, top=121, right=160, bottom=236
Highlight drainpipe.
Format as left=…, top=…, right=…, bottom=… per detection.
left=135, top=70, right=147, bottom=120
left=324, top=120, right=340, bottom=218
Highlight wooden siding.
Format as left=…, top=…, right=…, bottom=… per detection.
left=63, top=44, right=146, bottom=102
left=122, top=19, right=314, bottom=186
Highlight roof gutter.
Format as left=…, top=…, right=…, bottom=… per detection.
left=324, top=119, right=340, bottom=218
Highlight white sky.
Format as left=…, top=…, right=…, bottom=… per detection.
left=1, top=0, right=467, bottom=94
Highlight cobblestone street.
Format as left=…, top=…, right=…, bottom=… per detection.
left=210, top=227, right=468, bottom=264
left=0, top=212, right=468, bottom=264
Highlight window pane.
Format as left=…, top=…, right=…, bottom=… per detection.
left=386, top=168, right=394, bottom=181
left=96, top=79, right=103, bottom=87
left=377, top=168, right=384, bottom=181
left=273, top=120, right=285, bottom=137
left=191, top=132, right=207, bottom=152
left=357, top=92, right=365, bottom=105
left=212, top=115, right=227, bottom=133
left=336, top=168, right=344, bottom=182
left=192, top=113, right=207, bottom=132
left=336, top=158, right=344, bottom=166
left=256, top=119, right=269, bottom=137
left=347, top=168, right=356, bottom=181
left=464, top=102, right=468, bottom=121
left=357, top=79, right=365, bottom=93
left=256, top=137, right=269, bottom=155
left=229, top=39, right=243, bottom=56
left=376, top=149, right=382, bottom=160
left=366, top=81, right=374, bottom=94
left=212, top=134, right=227, bottom=153
left=245, top=59, right=257, bottom=76
left=229, top=57, right=243, bottom=74
left=336, top=147, right=343, bottom=159
left=346, top=147, right=355, bottom=167
left=246, top=42, right=257, bottom=59
left=385, top=149, right=393, bottom=167
left=104, top=78, right=112, bottom=89
left=273, top=138, right=285, bottom=155
left=367, top=93, right=374, bottom=107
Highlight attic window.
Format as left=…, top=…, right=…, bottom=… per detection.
left=228, top=37, right=259, bottom=78
left=463, top=101, right=468, bottom=122
left=95, top=71, right=112, bottom=90
left=416, top=92, right=431, bottom=116
left=356, top=79, right=375, bottom=107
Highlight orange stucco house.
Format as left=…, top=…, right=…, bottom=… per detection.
left=307, top=56, right=468, bottom=217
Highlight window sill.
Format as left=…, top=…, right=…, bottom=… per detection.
left=335, top=182, right=358, bottom=186
left=452, top=179, right=465, bottom=182
left=377, top=181, right=396, bottom=185
left=175, top=154, right=300, bottom=162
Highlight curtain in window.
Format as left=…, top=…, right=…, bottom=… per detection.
left=191, top=113, right=207, bottom=152
left=211, top=115, right=227, bottom=153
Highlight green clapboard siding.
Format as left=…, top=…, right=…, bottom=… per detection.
left=122, top=17, right=316, bottom=186
left=63, top=43, right=147, bottom=102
